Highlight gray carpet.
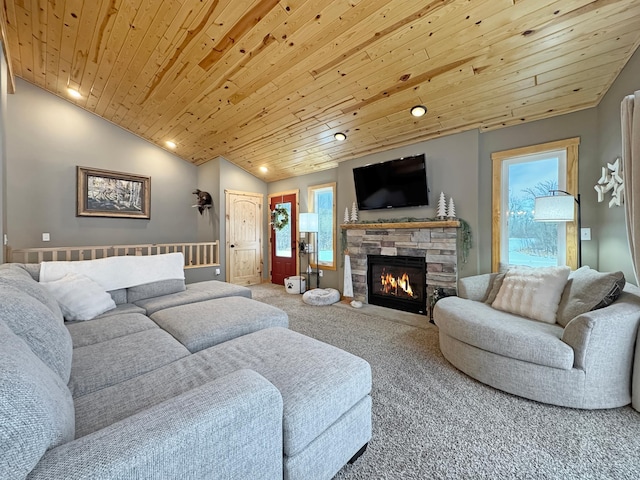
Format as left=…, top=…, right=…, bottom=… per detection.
left=249, top=283, right=640, bottom=480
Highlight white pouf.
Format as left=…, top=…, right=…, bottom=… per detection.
left=302, top=288, right=341, bottom=306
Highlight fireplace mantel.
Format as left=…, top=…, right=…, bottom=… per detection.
left=341, top=220, right=460, bottom=230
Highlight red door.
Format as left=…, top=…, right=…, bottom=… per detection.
left=270, top=193, right=297, bottom=285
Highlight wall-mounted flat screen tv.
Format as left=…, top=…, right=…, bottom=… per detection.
left=353, top=154, right=429, bottom=210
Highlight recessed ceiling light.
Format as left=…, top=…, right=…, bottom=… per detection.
left=259, top=166, right=268, bottom=173
left=67, top=88, right=81, bottom=99
left=334, top=132, right=347, bottom=141
left=410, top=105, right=427, bottom=117
left=165, top=140, right=177, bottom=149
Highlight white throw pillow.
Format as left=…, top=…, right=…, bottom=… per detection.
left=41, top=273, right=116, bottom=321
left=492, top=266, right=571, bottom=324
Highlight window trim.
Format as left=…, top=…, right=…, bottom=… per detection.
left=308, top=182, right=337, bottom=271
left=491, top=137, right=580, bottom=272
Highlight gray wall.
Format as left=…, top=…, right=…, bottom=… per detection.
left=338, top=129, right=481, bottom=286
left=186, top=158, right=221, bottom=283
left=478, top=47, right=640, bottom=283
left=269, top=130, right=481, bottom=292
left=268, top=168, right=339, bottom=288
left=6, top=79, right=198, bottom=249
left=203, top=157, right=267, bottom=281
left=283, top=42, right=640, bottom=290
left=0, top=49, right=7, bottom=263
left=596, top=48, right=640, bottom=283
left=3, top=48, right=639, bottom=288
left=195, top=159, right=220, bottom=244
left=4, top=79, right=266, bottom=283
left=478, top=109, right=599, bottom=272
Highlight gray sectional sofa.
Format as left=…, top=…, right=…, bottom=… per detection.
left=0, top=261, right=372, bottom=479
left=434, top=267, right=640, bottom=409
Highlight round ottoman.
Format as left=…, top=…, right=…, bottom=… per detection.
left=302, top=288, right=341, bottom=306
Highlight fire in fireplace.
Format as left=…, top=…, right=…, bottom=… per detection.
left=379, top=271, right=416, bottom=298
left=367, top=255, right=426, bottom=314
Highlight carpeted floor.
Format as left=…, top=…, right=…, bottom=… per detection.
left=249, top=283, right=640, bottom=480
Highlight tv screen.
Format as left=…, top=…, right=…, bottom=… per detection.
left=353, top=154, right=429, bottom=210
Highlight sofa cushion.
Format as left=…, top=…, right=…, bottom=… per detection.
left=435, top=296, right=573, bottom=370
left=69, top=329, right=190, bottom=398
left=0, top=321, right=75, bottom=480
left=93, top=303, right=147, bottom=319
left=457, top=273, right=496, bottom=301
left=556, top=267, right=626, bottom=327
left=150, top=296, right=288, bottom=352
left=0, top=266, right=64, bottom=321
left=66, top=313, right=159, bottom=348
left=73, top=354, right=212, bottom=437
left=0, top=262, right=33, bottom=278
left=126, top=279, right=186, bottom=303
left=134, top=280, right=252, bottom=315
left=41, top=273, right=117, bottom=321
left=73, top=327, right=371, bottom=458
left=197, top=328, right=371, bottom=457
left=492, top=266, right=570, bottom=324
left=0, top=283, right=73, bottom=383
left=0, top=262, right=41, bottom=281
left=484, top=272, right=506, bottom=304
left=107, top=288, right=128, bottom=305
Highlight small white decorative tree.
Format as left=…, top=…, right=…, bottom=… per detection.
left=447, top=197, right=456, bottom=218
left=351, top=202, right=358, bottom=222
left=344, top=207, right=350, bottom=223
left=437, top=192, right=447, bottom=219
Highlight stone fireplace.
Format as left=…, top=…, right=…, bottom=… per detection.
left=342, top=221, right=459, bottom=316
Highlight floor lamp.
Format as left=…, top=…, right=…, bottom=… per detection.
left=299, top=213, right=319, bottom=289
left=534, top=190, right=582, bottom=267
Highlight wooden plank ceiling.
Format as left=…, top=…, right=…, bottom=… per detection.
left=2, top=0, right=640, bottom=181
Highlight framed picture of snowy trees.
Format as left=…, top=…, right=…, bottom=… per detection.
left=76, top=166, right=151, bottom=219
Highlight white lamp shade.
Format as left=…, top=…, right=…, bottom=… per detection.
left=299, top=213, right=319, bottom=233
left=534, top=195, right=575, bottom=222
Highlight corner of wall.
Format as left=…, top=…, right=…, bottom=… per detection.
left=0, top=48, right=7, bottom=263
left=203, top=156, right=268, bottom=281
left=593, top=47, right=640, bottom=282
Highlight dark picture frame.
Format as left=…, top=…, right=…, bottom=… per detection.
left=76, top=166, right=151, bottom=219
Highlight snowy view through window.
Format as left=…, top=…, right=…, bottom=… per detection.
left=507, top=157, right=560, bottom=267
left=275, top=202, right=292, bottom=258
left=315, top=190, right=334, bottom=264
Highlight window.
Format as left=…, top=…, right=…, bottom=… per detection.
left=308, top=182, right=336, bottom=270
left=274, top=201, right=292, bottom=258
left=491, top=138, right=579, bottom=271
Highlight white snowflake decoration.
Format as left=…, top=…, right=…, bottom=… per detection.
left=594, top=157, right=624, bottom=207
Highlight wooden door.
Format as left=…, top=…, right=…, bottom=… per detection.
left=269, top=192, right=298, bottom=285
left=225, top=190, right=263, bottom=286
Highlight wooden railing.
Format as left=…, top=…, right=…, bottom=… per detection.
left=7, top=242, right=220, bottom=269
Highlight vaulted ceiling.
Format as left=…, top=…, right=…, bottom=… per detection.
left=2, top=0, right=639, bottom=181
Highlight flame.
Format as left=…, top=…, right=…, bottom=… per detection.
left=380, top=271, right=415, bottom=297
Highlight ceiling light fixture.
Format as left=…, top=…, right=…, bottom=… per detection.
left=259, top=166, right=268, bottom=173
left=67, top=88, right=81, bottom=99
left=165, top=140, right=176, bottom=149
left=334, top=132, right=347, bottom=141
left=411, top=105, right=427, bottom=117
